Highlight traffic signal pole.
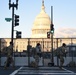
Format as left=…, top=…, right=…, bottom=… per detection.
left=51, top=6, right=54, bottom=66
left=9, top=0, right=19, bottom=55
left=11, top=4, right=14, bottom=54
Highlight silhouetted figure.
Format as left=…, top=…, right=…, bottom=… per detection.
left=35, top=43, right=42, bottom=58
left=56, top=43, right=67, bottom=69
left=4, top=42, right=14, bottom=69
left=30, top=43, right=42, bottom=68
left=35, top=43, right=42, bottom=67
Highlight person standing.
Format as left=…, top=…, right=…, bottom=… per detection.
left=35, top=43, right=42, bottom=68
left=56, top=43, right=67, bottom=69
left=36, top=43, right=42, bottom=58
left=4, top=42, right=14, bottom=69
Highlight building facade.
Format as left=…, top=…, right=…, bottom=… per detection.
left=0, top=1, right=76, bottom=52
left=1, top=38, right=76, bottom=52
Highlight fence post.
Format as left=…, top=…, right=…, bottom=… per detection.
left=56, top=38, right=59, bottom=66
left=27, top=38, right=31, bottom=67
left=42, top=38, right=44, bottom=66
left=0, top=38, right=1, bottom=66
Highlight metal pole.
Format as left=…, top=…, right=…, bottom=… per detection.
left=27, top=38, right=30, bottom=66
left=9, top=0, right=19, bottom=67
left=72, top=51, right=73, bottom=62
left=51, top=33, right=54, bottom=65
left=0, top=39, right=1, bottom=66
left=51, top=6, right=53, bottom=24
left=51, top=6, right=54, bottom=66
left=9, top=0, right=19, bottom=55
left=42, top=38, right=44, bottom=66
left=11, top=3, right=14, bottom=56
left=56, top=38, right=59, bottom=66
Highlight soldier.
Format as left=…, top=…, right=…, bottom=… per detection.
left=35, top=43, right=42, bottom=58
left=31, top=43, right=42, bottom=68
left=35, top=43, right=42, bottom=66
left=56, top=43, right=67, bottom=69
left=4, top=42, right=14, bottom=69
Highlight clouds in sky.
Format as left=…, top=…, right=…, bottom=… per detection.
left=54, top=28, right=76, bottom=38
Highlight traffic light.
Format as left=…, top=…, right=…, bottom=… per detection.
left=16, top=31, right=22, bottom=38
left=15, top=15, right=19, bottom=26
left=51, top=24, right=54, bottom=34
left=47, top=32, right=50, bottom=38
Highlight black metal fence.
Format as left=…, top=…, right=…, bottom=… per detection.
left=0, top=38, right=76, bottom=67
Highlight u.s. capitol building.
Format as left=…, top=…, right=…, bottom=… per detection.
left=1, top=0, right=76, bottom=52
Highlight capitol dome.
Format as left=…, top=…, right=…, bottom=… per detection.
left=31, top=0, right=51, bottom=38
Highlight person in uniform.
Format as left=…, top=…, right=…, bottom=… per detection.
left=31, top=43, right=42, bottom=68
left=35, top=43, right=42, bottom=67
left=56, top=43, right=67, bottom=69
left=35, top=43, right=42, bottom=58
left=4, top=42, right=14, bottom=69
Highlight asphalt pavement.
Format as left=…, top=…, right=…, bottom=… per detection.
left=0, top=66, right=19, bottom=75
left=0, top=66, right=76, bottom=75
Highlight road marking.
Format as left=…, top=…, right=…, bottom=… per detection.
left=17, top=72, right=76, bottom=75
left=10, top=67, right=76, bottom=75
left=10, top=67, right=23, bottom=75
left=62, top=67, right=74, bottom=73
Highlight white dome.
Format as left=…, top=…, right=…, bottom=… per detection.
left=31, top=0, right=51, bottom=38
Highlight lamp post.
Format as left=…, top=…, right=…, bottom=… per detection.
left=9, top=0, right=19, bottom=55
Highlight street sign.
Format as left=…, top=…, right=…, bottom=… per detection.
left=5, top=18, right=12, bottom=22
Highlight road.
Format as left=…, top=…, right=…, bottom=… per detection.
left=0, top=66, right=76, bottom=75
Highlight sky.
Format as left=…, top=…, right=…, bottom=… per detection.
left=0, top=0, right=76, bottom=38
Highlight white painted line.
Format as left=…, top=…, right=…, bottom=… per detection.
left=17, top=68, right=76, bottom=75
left=10, top=67, right=76, bottom=75
left=10, top=67, right=23, bottom=75
left=17, top=72, right=76, bottom=75
left=21, top=67, right=60, bottom=69
left=62, top=67, right=74, bottom=73
left=18, top=67, right=23, bottom=70
left=18, top=70, right=72, bottom=73
left=10, top=70, right=18, bottom=75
